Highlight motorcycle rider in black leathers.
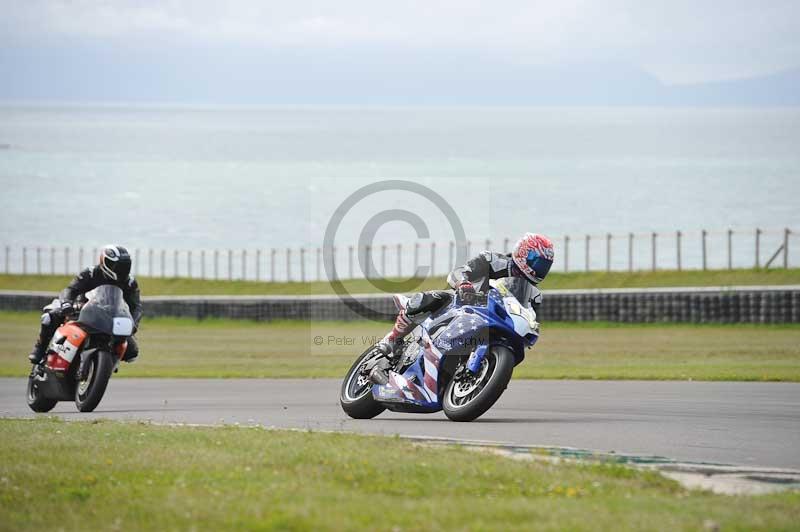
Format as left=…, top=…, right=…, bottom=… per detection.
left=373, top=233, right=554, bottom=372
left=28, top=245, right=142, bottom=364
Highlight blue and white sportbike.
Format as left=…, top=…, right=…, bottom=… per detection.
left=340, top=280, right=540, bottom=422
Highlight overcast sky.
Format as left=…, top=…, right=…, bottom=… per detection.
left=1, top=0, right=799, bottom=104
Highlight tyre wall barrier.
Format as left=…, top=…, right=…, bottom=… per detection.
left=1, top=286, right=798, bottom=324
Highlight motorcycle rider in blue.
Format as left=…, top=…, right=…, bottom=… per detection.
left=28, top=245, right=143, bottom=365
left=370, top=233, right=554, bottom=382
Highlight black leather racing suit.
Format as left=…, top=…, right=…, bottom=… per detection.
left=384, top=251, right=543, bottom=347
left=33, top=266, right=143, bottom=361
left=446, top=251, right=542, bottom=311
left=405, top=251, right=542, bottom=315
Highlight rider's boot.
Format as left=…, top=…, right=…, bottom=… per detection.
left=29, top=312, right=59, bottom=365
left=379, top=309, right=414, bottom=356
left=28, top=340, right=46, bottom=365
left=122, top=337, right=139, bottom=363
left=368, top=310, right=414, bottom=384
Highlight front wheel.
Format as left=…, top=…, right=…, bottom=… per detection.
left=340, top=347, right=386, bottom=419
left=443, top=345, right=514, bottom=422
left=75, top=351, right=114, bottom=412
left=27, top=368, right=57, bottom=413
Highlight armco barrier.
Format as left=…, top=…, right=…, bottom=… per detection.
left=1, top=286, right=798, bottom=324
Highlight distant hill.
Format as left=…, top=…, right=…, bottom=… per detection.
left=0, top=44, right=798, bottom=106
left=666, top=68, right=800, bottom=106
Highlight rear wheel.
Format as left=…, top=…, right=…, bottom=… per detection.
left=443, top=346, right=514, bottom=422
left=27, top=367, right=57, bottom=413
left=75, top=351, right=114, bottom=412
left=340, top=347, right=386, bottom=419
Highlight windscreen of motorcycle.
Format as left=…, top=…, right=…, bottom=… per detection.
left=78, top=285, right=133, bottom=336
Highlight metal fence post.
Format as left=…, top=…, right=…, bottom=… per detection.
left=397, top=244, right=402, bottom=277
left=79, top=248, right=84, bottom=270
left=784, top=228, right=790, bottom=268
left=50, top=246, right=55, bottom=274
left=676, top=231, right=682, bottom=271
left=148, top=249, right=153, bottom=277
left=256, top=249, right=261, bottom=281
left=431, top=242, right=436, bottom=276
left=605, top=233, right=611, bottom=272
left=270, top=249, right=276, bottom=282
left=241, top=249, right=247, bottom=280
left=316, top=247, right=321, bottom=281
left=23, top=247, right=27, bottom=274
left=201, top=250, right=206, bottom=279
left=484, top=239, right=491, bottom=252
left=36, top=247, right=41, bottom=274
left=448, top=241, right=454, bottom=270
left=173, top=250, right=179, bottom=278
left=300, top=248, right=306, bottom=282
left=64, top=246, right=69, bottom=274
left=381, top=245, right=387, bottom=277
left=651, top=232, right=657, bottom=271
left=584, top=235, right=590, bottom=272
left=134, top=249, right=140, bottom=276
left=466, top=240, right=471, bottom=258
left=504, top=237, right=510, bottom=253
left=348, top=246, right=354, bottom=280
left=160, top=250, right=166, bottom=278
left=213, top=250, right=219, bottom=280
left=628, top=233, right=633, bottom=272
left=564, top=235, right=569, bottom=273
left=727, top=229, right=733, bottom=270
left=414, top=242, right=420, bottom=276
left=755, top=228, right=761, bottom=268
left=4, top=245, right=9, bottom=273
left=286, top=248, right=292, bottom=281
left=227, top=249, right=232, bottom=281
left=187, top=250, right=192, bottom=278
left=701, top=230, right=708, bottom=271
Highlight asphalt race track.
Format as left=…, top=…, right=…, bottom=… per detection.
left=2, top=378, right=799, bottom=469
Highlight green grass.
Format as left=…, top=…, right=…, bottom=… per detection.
left=1, top=268, right=799, bottom=296
left=1, top=311, right=798, bottom=381
left=1, top=418, right=797, bottom=531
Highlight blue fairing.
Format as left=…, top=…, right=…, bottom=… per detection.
left=372, top=287, right=539, bottom=411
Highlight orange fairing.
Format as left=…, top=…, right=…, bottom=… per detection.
left=46, top=322, right=88, bottom=372
left=59, top=322, right=88, bottom=347
left=115, top=341, right=128, bottom=360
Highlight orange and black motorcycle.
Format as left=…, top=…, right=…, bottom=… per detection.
left=27, top=285, right=134, bottom=413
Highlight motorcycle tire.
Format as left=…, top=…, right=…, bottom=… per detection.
left=75, top=351, right=114, bottom=413
left=340, top=347, right=386, bottom=419
left=443, top=345, right=514, bottom=422
left=27, top=371, right=57, bottom=413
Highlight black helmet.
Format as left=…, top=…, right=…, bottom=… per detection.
left=98, top=245, right=132, bottom=281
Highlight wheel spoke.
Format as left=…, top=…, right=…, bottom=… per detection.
left=345, top=350, right=383, bottom=401
left=449, top=354, right=496, bottom=407
left=78, top=359, right=95, bottom=396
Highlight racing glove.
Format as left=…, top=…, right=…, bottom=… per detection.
left=457, top=281, right=476, bottom=303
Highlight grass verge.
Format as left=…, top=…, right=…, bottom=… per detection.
left=1, top=418, right=798, bottom=531
left=1, top=312, right=798, bottom=380
left=1, top=268, right=799, bottom=296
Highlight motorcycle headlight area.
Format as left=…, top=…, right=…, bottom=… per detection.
left=503, top=298, right=538, bottom=335
left=112, top=317, right=134, bottom=336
